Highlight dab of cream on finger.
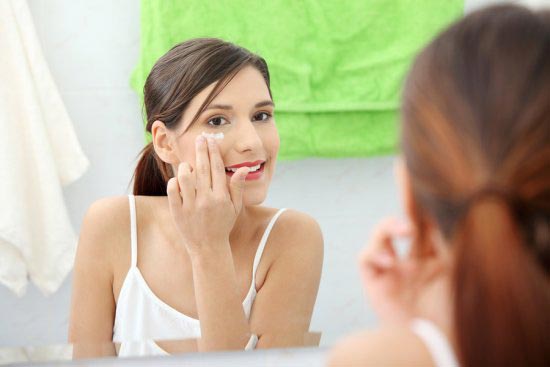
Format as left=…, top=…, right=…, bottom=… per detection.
left=392, top=236, right=412, bottom=259
left=201, top=132, right=224, bottom=140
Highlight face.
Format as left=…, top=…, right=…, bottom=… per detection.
left=164, top=65, right=279, bottom=206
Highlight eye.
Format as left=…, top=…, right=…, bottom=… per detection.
left=207, top=116, right=229, bottom=127
left=253, top=112, right=272, bottom=122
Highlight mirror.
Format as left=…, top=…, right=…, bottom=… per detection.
left=0, top=333, right=322, bottom=365
left=0, top=0, right=482, bottom=365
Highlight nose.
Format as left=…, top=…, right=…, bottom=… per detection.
left=234, top=120, right=263, bottom=153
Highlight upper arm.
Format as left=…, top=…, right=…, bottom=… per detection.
left=327, top=328, right=434, bottom=367
left=249, top=210, right=324, bottom=348
left=68, top=197, right=129, bottom=344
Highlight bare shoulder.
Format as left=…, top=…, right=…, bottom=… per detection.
left=81, top=196, right=131, bottom=242
left=327, top=327, right=433, bottom=367
left=263, top=208, right=324, bottom=284
left=76, top=196, right=131, bottom=270
left=270, top=208, right=324, bottom=253
left=253, top=207, right=323, bottom=288
left=69, top=196, right=131, bottom=342
left=84, top=196, right=130, bottom=224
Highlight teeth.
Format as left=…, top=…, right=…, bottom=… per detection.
left=249, top=164, right=261, bottom=172
left=225, top=163, right=263, bottom=173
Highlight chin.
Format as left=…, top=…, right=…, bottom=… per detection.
left=242, top=189, right=268, bottom=206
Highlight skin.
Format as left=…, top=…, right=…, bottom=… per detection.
left=327, top=159, right=456, bottom=367
left=68, top=66, right=323, bottom=354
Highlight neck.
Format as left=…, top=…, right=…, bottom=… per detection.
left=229, top=205, right=254, bottom=246
left=415, top=272, right=455, bottom=344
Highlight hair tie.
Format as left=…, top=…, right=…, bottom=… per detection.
left=462, top=185, right=518, bottom=213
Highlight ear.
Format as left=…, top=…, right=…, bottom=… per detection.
left=151, top=120, right=178, bottom=164
left=394, top=157, right=417, bottom=225
left=394, top=157, right=441, bottom=259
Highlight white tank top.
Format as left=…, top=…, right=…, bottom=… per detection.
left=112, top=195, right=286, bottom=355
left=411, top=318, right=459, bottom=367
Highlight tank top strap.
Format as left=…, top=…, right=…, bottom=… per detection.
left=252, top=208, right=287, bottom=280
left=128, top=194, right=138, bottom=268
left=410, top=318, right=458, bottom=367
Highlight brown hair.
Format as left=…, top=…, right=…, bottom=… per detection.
left=401, top=4, right=550, bottom=366
left=132, top=38, right=272, bottom=195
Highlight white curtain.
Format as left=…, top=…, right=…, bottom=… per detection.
left=0, top=0, right=89, bottom=296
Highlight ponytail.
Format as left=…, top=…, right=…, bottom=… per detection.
left=452, top=195, right=550, bottom=367
left=132, top=142, right=171, bottom=196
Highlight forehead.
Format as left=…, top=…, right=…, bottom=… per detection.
left=194, top=66, right=270, bottom=109
left=215, top=65, right=271, bottom=101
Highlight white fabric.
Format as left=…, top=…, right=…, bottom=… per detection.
left=0, top=344, right=73, bottom=363
left=0, top=0, right=89, bottom=296
left=113, top=195, right=286, bottom=356
left=411, top=318, right=459, bottom=367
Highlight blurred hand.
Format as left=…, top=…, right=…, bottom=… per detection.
left=359, top=217, right=417, bottom=325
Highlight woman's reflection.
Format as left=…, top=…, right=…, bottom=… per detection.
left=68, top=38, right=323, bottom=356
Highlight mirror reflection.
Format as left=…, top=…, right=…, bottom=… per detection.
left=68, top=40, right=324, bottom=352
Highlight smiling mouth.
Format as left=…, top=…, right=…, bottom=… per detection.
left=225, top=162, right=264, bottom=173
left=225, top=160, right=265, bottom=173
left=224, top=161, right=266, bottom=180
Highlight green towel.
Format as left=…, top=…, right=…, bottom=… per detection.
left=132, top=0, right=463, bottom=159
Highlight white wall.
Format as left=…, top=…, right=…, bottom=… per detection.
left=1, top=0, right=548, bottom=350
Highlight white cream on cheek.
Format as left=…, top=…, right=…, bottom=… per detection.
left=201, top=131, right=224, bottom=140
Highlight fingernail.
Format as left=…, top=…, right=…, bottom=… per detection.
left=207, top=137, right=215, bottom=146
left=394, top=218, right=412, bottom=236
left=375, top=252, right=394, bottom=267
left=196, top=135, right=205, bottom=145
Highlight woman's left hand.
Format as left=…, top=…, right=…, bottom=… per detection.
left=166, top=135, right=250, bottom=257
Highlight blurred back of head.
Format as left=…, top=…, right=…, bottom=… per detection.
left=401, top=4, right=550, bottom=366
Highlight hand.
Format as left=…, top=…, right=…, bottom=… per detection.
left=166, top=135, right=250, bottom=257
left=358, top=217, right=416, bottom=325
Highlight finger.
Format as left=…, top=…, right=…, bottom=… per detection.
left=360, top=218, right=417, bottom=283
left=206, top=137, right=227, bottom=195
left=176, top=162, right=195, bottom=205
left=229, top=167, right=250, bottom=213
left=370, top=252, right=395, bottom=269
left=359, top=218, right=399, bottom=262
left=358, top=218, right=402, bottom=276
left=195, top=135, right=212, bottom=192
left=393, top=218, right=413, bottom=237
left=167, top=177, right=183, bottom=221
left=167, top=177, right=182, bottom=206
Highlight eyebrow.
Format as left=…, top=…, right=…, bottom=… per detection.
left=255, top=100, right=275, bottom=108
left=204, top=100, right=275, bottom=111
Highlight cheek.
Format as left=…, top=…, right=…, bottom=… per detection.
left=180, top=138, right=232, bottom=169
left=175, top=138, right=197, bottom=168
left=272, top=134, right=281, bottom=154
left=262, top=125, right=280, bottom=156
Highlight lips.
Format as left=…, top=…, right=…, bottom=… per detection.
left=225, top=160, right=266, bottom=180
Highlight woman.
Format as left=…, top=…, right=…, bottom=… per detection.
left=68, top=38, right=323, bottom=355
left=329, top=5, right=549, bottom=367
